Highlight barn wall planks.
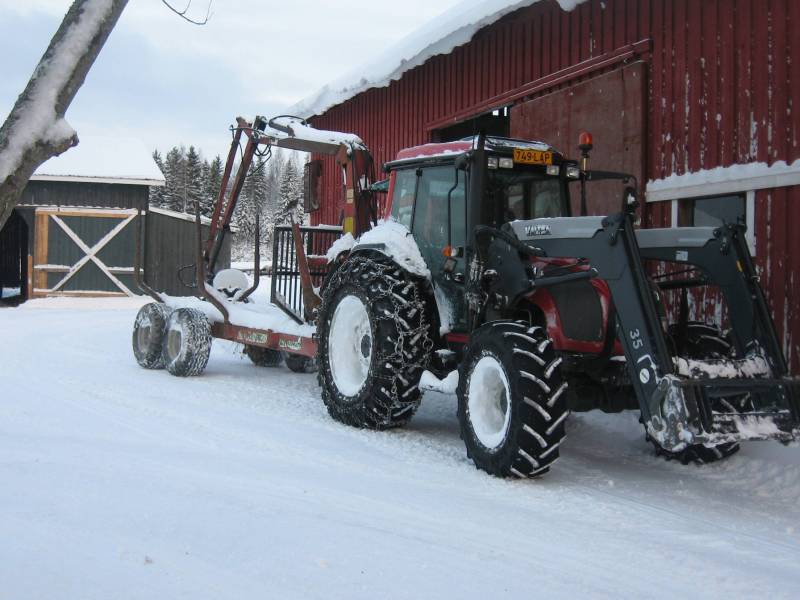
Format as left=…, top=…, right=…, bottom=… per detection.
left=308, top=0, right=798, bottom=370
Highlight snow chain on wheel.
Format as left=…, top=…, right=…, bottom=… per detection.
left=163, top=308, right=212, bottom=377
left=244, top=345, right=283, bottom=367
left=457, top=321, right=568, bottom=478
left=132, top=302, right=171, bottom=369
left=317, top=254, right=433, bottom=429
left=654, top=321, right=743, bottom=464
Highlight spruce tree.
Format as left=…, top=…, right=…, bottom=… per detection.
left=206, top=155, right=223, bottom=216
left=184, top=146, right=203, bottom=214
left=162, top=146, right=185, bottom=212
left=149, top=149, right=165, bottom=207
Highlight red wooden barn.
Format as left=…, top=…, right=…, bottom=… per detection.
left=293, top=0, right=800, bottom=371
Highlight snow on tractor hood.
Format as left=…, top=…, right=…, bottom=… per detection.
left=350, top=220, right=431, bottom=279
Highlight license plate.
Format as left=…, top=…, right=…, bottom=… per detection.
left=513, top=148, right=553, bottom=165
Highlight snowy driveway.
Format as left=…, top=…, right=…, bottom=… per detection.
left=2, top=299, right=799, bottom=599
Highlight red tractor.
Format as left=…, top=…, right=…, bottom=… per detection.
left=134, top=117, right=799, bottom=479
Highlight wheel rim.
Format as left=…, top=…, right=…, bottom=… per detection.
left=136, top=324, right=151, bottom=350
left=329, top=294, right=372, bottom=397
left=166, top=328, right=182, bottom=361
left=468, top=355, right=512, bottom=450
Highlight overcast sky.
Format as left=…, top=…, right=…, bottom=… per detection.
left=0, top=0, right=461, bottom=161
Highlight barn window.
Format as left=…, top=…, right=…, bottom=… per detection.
left=671, top=192, right=755, bottom=255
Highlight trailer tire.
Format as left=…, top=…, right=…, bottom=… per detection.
left=163, top=308, right=212, bottom=377
left=655, top=322, right=741, bottom=464
left=284, top=353, right=317, bottom=373
left=244, top=345, right=283, bottom=367
left=132, top=302, right=170, bottom=369
left=317, top=255, right=433, bottom=429
left=457, top=321, right=568, bottom=478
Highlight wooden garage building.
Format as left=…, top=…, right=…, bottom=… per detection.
left=295, top=0, right=800, bottom=371
left=0, top=137, right=227, bottom=301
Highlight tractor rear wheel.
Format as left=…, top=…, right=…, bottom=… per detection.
left=132, top=302, right=170, bottom=369
left=457, top=321, right=568, bottom=478
left=163, top=308, right=212, bottom=377
left=654, top=321, right=742, bottom=464
left=317, top=255, right=433, bottom=429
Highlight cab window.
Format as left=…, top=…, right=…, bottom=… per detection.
left=389, top=169, right=417, bottom=229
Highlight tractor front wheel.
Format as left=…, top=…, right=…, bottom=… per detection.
left=457, top=321, right=568, bottom=478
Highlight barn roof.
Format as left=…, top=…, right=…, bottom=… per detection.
left=31, top=136, right=165, bottom=186
left=290, top=0, right=586, bottom=119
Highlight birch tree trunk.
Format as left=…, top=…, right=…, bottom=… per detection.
left=0, top=0, right=128, bottom=231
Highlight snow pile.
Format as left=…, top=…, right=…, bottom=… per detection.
left=419, top=369, right=460, bottom=394
left=434, top=284, right=455, bottom=335
left=353, top=219, right=431, bottom=278
left=162, top=293, right=314, bottom=338
left=33, top=136, right=165, bottom=184
left=325, top=232, right=355, bottom=262
left=290, top=0, right=588, bottom=118
left=265, top=117, right=367, bottom=151
left=673, top=352, right=772, bottom=379
left=0, top=0, right=114, bottom=183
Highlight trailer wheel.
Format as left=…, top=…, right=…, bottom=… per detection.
left=284, top=353, right=317, bottom=373
left=655, top=322, right=742, bottom=464
left=244, top=345, right=283, bottom=367
left=317, top=255, right=433, bottom=429
left=457, top=321, right=568, bottom=478
left=163, top=308, right=212, bottom=377
left=132, top=302, right=170, bottom=369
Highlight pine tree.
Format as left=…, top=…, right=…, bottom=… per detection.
left=184, top=146, right=203, bottom=214
left=276, top=158, right=303, bottom=225
left=162, top=146, right=185, bottom=212
left=205, top=155, right=223, bottom=216
left=149, top=149, right=165, bottom=207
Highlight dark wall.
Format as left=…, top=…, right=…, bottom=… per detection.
left=19, top=180, right=149, bottom=211
left=142, top=211, right=231, bottom=297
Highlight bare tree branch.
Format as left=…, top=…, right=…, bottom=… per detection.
left=161, top=0, right=213, bottom=25
left=0, top=0, right=129, bottom=231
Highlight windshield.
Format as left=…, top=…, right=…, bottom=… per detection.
left=484, top=169, right=569, bottom=225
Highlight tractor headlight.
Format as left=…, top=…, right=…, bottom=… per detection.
left=566, top=165, right=581, bottom=179
left=546, top=164, right=560, bottom=176
left=499, top=157, right=514, bottom=169
left=487, top=157, right=498, bottom=169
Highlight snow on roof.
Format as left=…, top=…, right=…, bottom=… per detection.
left=31, top=135, right=165, bottom=186
left=290, top=0, right=587, bottom=119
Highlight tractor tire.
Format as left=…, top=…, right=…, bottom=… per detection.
left=317, top=255, right=433, bottom=429
left=654, top=321, right=742, bottom=464
left=132, top=302, right=171, bottom=369
left=244, top=345, right=283, bottom=367
left=457, top=321, right=568, bottom=478
left=163, top=308, right=212, bottom=377
left=284, top=353, right=317, bottom=373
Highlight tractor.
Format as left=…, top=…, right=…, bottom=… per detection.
left=133, top=116, right=799, bottom=478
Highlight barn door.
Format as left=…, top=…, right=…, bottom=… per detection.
left=510, top=61, right=647, bottom=216
left=33, top=207, right=140, bottom=297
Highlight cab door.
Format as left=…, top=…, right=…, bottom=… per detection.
left=410, top=165, right=467, bottom=333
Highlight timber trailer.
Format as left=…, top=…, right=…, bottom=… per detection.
left=133, top=116, right=799, bottom=478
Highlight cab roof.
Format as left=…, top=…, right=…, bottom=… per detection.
left=387, top=135, right=565, bottom=170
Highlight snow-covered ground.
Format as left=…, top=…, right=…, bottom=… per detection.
left=2, top=298, right=799, bottom=599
